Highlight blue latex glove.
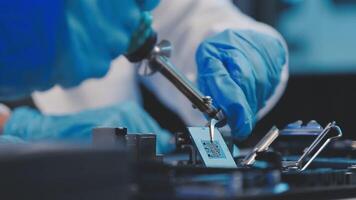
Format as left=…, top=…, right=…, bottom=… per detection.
left=196, top=30, right=286, bottom=139
left=0, top=135, right=25, bottom=144
left=2, top=102, right=174, bottom=154
left=0, top=0, right=159, bottom=100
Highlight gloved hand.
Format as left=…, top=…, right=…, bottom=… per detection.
left=2, top=102, right=174, bottom=154
left=0, top=135, right=25, bottom=144
left=0, top=0, right=159, bottom=100
left=196, top=30, right=286, bottom=139
left=0, top=104, right=24, bottom=144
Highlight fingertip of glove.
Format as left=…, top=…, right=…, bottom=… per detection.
left=229, top=111, right=256, bottom=141
left=0, top=135, right=26, bottom=144
left=3, top=106, right=40, bottom=137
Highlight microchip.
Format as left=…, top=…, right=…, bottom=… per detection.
left=201, top=140, right=226, bottom=159
left=188, top=127, right=237, bottom=168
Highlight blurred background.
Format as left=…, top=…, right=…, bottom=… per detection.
left=236, top=0, right=356, bottom=74
left=234, top=0, right=356, bottom=145
left=2, top=0, right=356, bottom=145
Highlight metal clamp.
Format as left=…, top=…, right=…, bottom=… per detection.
left=240, top=126, right=280, bottom=166
left=283, top=121, right=343, bottom=172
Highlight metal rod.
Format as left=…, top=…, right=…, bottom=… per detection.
left=149, top=55, right=223, bottom=121
left=240, top=126, right=279, bottom=166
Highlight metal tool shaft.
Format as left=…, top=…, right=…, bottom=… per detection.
left=149, top=55, right=224, bottom=121
left=241, top=126, right=279, bottom=166
left=126, top=34, right=226, bottom=141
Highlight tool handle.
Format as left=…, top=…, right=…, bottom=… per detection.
left=125, top=31, right=226, bottom=124
left=125, top=31, right=158, bottom=63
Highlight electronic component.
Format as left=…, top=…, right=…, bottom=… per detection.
left=92, top=127, right=157, bottom=161
left=188, top=127, right=237, bottom=168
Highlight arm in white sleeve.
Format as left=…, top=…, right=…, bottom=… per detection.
left=143, top=0, right=289, bottom=125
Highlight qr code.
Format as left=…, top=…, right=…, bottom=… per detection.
left=201, top=140, right=226, bottom=159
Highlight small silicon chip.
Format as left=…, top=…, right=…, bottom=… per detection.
left=201, top=140, right=226, bottom=159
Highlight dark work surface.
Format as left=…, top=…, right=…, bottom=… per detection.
left=0, top=144, right=129, bottom=200
left=244, top=74, right=356, bottom=147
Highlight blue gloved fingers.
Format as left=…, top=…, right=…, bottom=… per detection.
left=242, top=30, right=287, bottom=73
left=135, top=0, right=160, bottom=11
left=3, top=103, right=175, bottom=154
left=233, top=30, right=286, bottom=91
left=57, top=0, right=143, bottom=88
left=223, top=50, right=260, bottom=113
left=3, top=107, right=91, bottom=141
left=0, top=135, right=25, bottom=144
left=196, top=29, right=287, bottom=140
left=57, top=0, right=161, bottom=88
left=195, top=31, right=259, bottom=111
left=197, top=58, right=255, bottom=139
left=201, top=30, right=285, bottom=112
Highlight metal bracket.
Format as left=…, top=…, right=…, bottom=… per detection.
left=282, top=121, right=343, bottom=172
left=240, top=126, right=280, bottom=166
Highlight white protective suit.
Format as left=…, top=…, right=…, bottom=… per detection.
left=32, top=0, right=289, bottom=127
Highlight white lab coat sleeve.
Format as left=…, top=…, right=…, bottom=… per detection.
left=141, top=0, right=289, bottom=126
